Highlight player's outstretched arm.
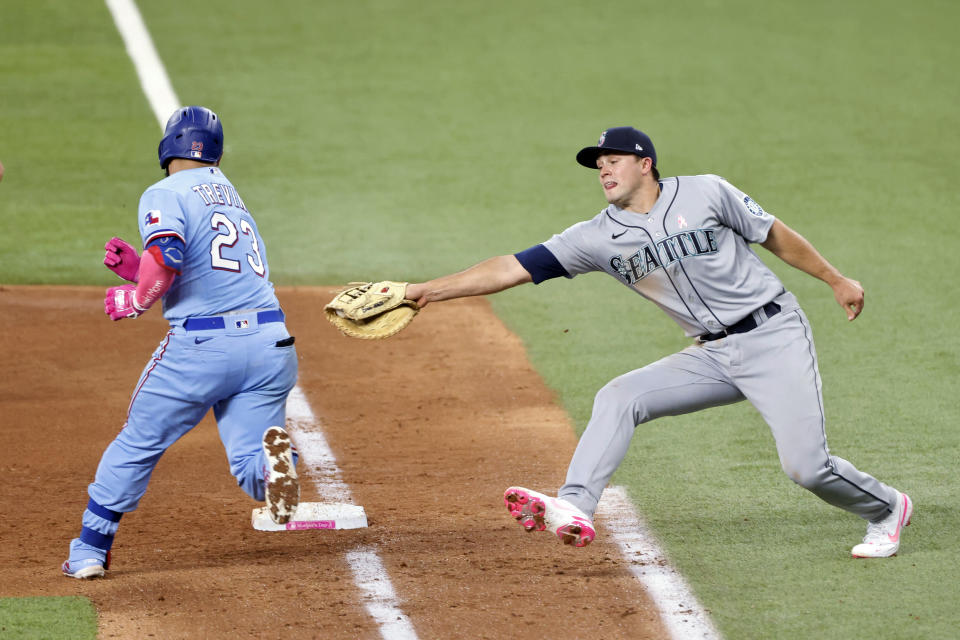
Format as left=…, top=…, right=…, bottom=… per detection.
left=405, top=255, right=533, bottom=308
left=761, top=219, right=864, bottom=321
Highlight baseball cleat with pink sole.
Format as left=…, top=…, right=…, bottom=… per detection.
left=504, top=486, right=596, bottom=548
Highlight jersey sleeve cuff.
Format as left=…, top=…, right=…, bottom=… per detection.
left=514, top=244, right=570, bottom=284
left=145, top=235, right=185, bottom=275
left=753, top=212, right=777, bottom=244
left=144, top=229, right=185, bottom=247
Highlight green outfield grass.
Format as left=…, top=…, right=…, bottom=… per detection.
left=2, top=1, right=958, bottom=638
left=0, top=598, right=96, bottom=639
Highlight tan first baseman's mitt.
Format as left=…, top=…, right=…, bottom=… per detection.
left=324, top=281, right=419, bottom=339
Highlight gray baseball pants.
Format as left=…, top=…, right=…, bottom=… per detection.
left=558, top=297, right=897, bottom=522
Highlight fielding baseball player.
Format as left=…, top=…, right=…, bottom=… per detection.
left=62, top=106, right=301, bottom=579
left=403, top=127, right=912, bottom=558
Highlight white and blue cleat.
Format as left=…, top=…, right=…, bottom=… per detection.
left=62, top=553, right=109, bottom=580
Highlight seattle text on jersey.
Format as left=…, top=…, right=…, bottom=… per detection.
left=610, top=228, right=719, bottom=284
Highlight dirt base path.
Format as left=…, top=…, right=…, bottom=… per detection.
left=0, top=286, right=668, bottom=639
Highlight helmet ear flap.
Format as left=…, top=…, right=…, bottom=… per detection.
left=158, top=106, right=224, bottom=170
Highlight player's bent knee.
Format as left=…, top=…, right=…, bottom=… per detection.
left=782, top=462, right=833, bottom=491
left=592, top=383, right=649, bottom=425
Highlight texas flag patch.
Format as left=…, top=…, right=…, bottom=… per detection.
left=144, top=210, right=162, bottom=226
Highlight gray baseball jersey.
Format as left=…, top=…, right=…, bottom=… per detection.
left=542, top=174, right=784, bottom=337
left=516, top=173, right=898, bottom=524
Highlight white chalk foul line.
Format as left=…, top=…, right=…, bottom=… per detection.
left=597, top=486, right=721, bottom=640
left=284, top=386, right=353, bottom=503
left=285, top=387, right=418, bottom=640
left=345, top=547, right=420, bottom=640
left=105, top=2, right=417, bottom=636
left=104, top=0, right=179, bottom=129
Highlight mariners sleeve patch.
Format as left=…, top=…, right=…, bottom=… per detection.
left=144, top=209, right=162, bottom=226
left=743, top=196, right=765, bottom=217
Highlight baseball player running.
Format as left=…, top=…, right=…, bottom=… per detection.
left=62, top=106, right=300, bottom=579
left=403, top=127, right=912, bottom=558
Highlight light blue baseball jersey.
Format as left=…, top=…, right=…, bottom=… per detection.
left=137, top=166, right=280, bottom=323
left=541, top=174, right=784, bottom=337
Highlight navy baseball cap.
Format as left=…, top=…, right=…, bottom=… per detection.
left=576, top=127, right=657, bottom=169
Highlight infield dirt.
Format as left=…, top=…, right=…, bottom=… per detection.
left=0, top=286, right=668, bottom=639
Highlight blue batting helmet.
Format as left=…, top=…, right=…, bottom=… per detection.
left=158, top=106, right=224, bottom=169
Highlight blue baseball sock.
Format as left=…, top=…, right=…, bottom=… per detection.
left=70, top=498, right=123, bottom=562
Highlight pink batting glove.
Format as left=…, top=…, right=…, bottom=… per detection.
left=104, top=285, right=144, bottom=321
left=104, top=237, right=141, bottom=283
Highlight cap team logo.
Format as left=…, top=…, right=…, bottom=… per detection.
left=191, top=140, right=204, bottom=159
left=598, top=131, right=607, bottom=146
left=743, top=196, right=766, bottom=217
left=144, top=210, right=161, bottom=226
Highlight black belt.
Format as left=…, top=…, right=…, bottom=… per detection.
left=183, top=309, right=284, bottom=331
left=698, top=302, right=781, bottom=342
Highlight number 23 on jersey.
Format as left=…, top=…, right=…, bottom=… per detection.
left=209, top=211, right=265, bottom=276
